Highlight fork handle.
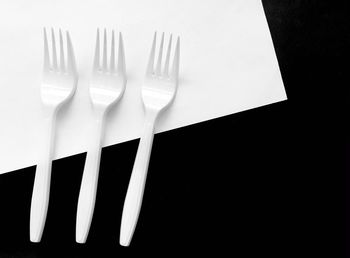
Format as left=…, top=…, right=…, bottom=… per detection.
left=120, top=111, right=158, bottom=246
left=30, top=110, right=56, bottom=242
left=76, top=114, right=105, bottom=243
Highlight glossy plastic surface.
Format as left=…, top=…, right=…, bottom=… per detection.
left=30, top=28, right=78, bottom=243
left=120, top=32, right=180, bottom=246
left=75, top=29, right=126, bottom=244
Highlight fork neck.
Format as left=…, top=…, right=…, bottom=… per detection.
left=144, top=109, right=159, bottom=125
left=42, top=105, right=59, bottom=118
left=92, top=105, right=108, bottom=120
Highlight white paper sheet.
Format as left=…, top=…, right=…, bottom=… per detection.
left=0, top=0, right=287, bottom=174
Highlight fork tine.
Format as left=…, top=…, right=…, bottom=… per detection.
left=93, top=29, right=100, bottom=71
left=117, top=32, right=126, bottom=75
left=110, top=30, right=115, bottom=71
left=171, top=37, right=180, bottom=81
left=66, top=31, right=77, bottom=75
left=146, top=32, right=157, bottom=75
left=51, top=28, right=58, bottom=70
left=43, top=28, right=50, bottom=71
left=102, top=28, right=107, bottom=70
left=155, top=32, right=164, bottom=75
left=163, top=34, right=172, bottom=77
left=59, top=29, right=65, bottom=71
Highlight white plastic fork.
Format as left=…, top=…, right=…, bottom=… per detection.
left=30, top=28, right=78, bottom=242
left=120, top=32, right=180, bottom=246
left=76, top=29, right=126, bottom=243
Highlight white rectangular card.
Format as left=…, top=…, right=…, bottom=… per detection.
left=0, top=0, right=287, bottom=174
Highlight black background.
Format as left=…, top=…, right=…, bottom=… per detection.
left=0, top=1, right=345, bottom=257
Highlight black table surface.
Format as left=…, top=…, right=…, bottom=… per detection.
left=0, top=1, right=345, bottom=257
